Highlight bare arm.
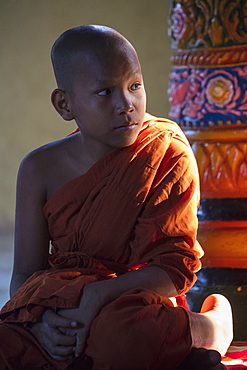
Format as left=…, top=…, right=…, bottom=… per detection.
left=89, top=263, right=177, bottom=302
left=11, top=150, right=79, bottom=360
left=10, top=152, right=50, bottom=297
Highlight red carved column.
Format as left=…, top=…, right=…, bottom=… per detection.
left=168, top=0, right=247, bottom=267
left=168, top=0, right=247, bottom=339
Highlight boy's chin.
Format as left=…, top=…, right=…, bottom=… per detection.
left=116, top=138, right=139, bottom=148
left=115, top=131, right=142, bottom=148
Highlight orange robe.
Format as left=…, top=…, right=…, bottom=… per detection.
left=0, top=114, right=203, bottom=370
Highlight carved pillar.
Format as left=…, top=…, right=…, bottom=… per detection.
left=168, top=0, right=247, bottom=339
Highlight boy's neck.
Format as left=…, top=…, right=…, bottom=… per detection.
left=75, top=131, right=114, bottom=167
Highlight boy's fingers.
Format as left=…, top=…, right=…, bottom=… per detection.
left=74, top=329, right=88, bottom=358
left=48, top=343, right=75, bottom=360
left=43, top=309, right=77, bottom=328
left=50, top=328, right=77, bottom=347
left=48, top=340, right=76, bottom=361
left=30, top=321, right=76, bottom=361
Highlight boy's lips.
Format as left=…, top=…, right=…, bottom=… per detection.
left=115, top=121, right=138, bottom=130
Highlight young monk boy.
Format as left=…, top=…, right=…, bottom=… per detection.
left=0, top=25, right=232, bottom=370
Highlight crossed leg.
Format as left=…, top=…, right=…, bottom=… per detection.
left=0, top=291, right=232, bottom=370
left=177, top=294, right=233, bottom=370
left=85, top=289, right=233, bottom=370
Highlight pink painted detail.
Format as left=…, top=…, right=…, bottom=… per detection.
left=168, top=80, right=191, bottom=118
left=170, top=3, right=188, bottom=40
left=235, top=66, right=247, bottom=77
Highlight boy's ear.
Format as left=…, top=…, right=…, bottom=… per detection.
left=51, top=89, right=74, bottom=121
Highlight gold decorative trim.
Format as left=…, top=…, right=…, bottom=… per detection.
left=183, top=126, right=247, bottom=142
left=172, top=45, right=247, bottom=67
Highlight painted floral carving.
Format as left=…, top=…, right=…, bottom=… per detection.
left=206, top=76, right=234, bottom=108
left=168, top=0, right=247, bottom=49
left=168, top=66, right=247, bottom=125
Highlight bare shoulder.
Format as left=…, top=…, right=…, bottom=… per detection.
left=21, top=134, right=74, bottom=168
left=18, top=133, right=81, bottom=200
left=19, top=135, right=71, bottom=179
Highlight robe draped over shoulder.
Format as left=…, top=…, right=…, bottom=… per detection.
left=0, top=113, right=203, bottom=324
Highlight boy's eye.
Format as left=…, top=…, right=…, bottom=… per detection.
left=97, top=89, right=112, bottom=96
left=131, top=83, right=141, bottom=90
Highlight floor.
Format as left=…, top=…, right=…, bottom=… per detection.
left=0, top=231, right=14, bottom=308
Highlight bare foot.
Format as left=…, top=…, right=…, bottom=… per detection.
left=188, top=294, right=233, bottom=356
left=200, top=294, right=233, bottom=355
left=176, top=295, right=232, bottom=370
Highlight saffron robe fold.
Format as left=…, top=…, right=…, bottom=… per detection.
left=0, top=114, right=203, bottom=370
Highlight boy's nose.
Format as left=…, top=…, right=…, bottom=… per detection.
left=116, top=92, right=134, bottom=114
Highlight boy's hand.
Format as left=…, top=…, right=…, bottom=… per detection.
left=58, top=282, right=111, bottom=358
left=58, top=323, right=87, bottom=358
left=29, top=309, right=78, bottom=361
left=58, top=302, right=103, bottom=358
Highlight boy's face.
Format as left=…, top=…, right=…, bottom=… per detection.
left=65, top=43, right=146, bottom=151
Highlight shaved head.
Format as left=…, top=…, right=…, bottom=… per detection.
left=51, top=25, right=137, bottom=91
